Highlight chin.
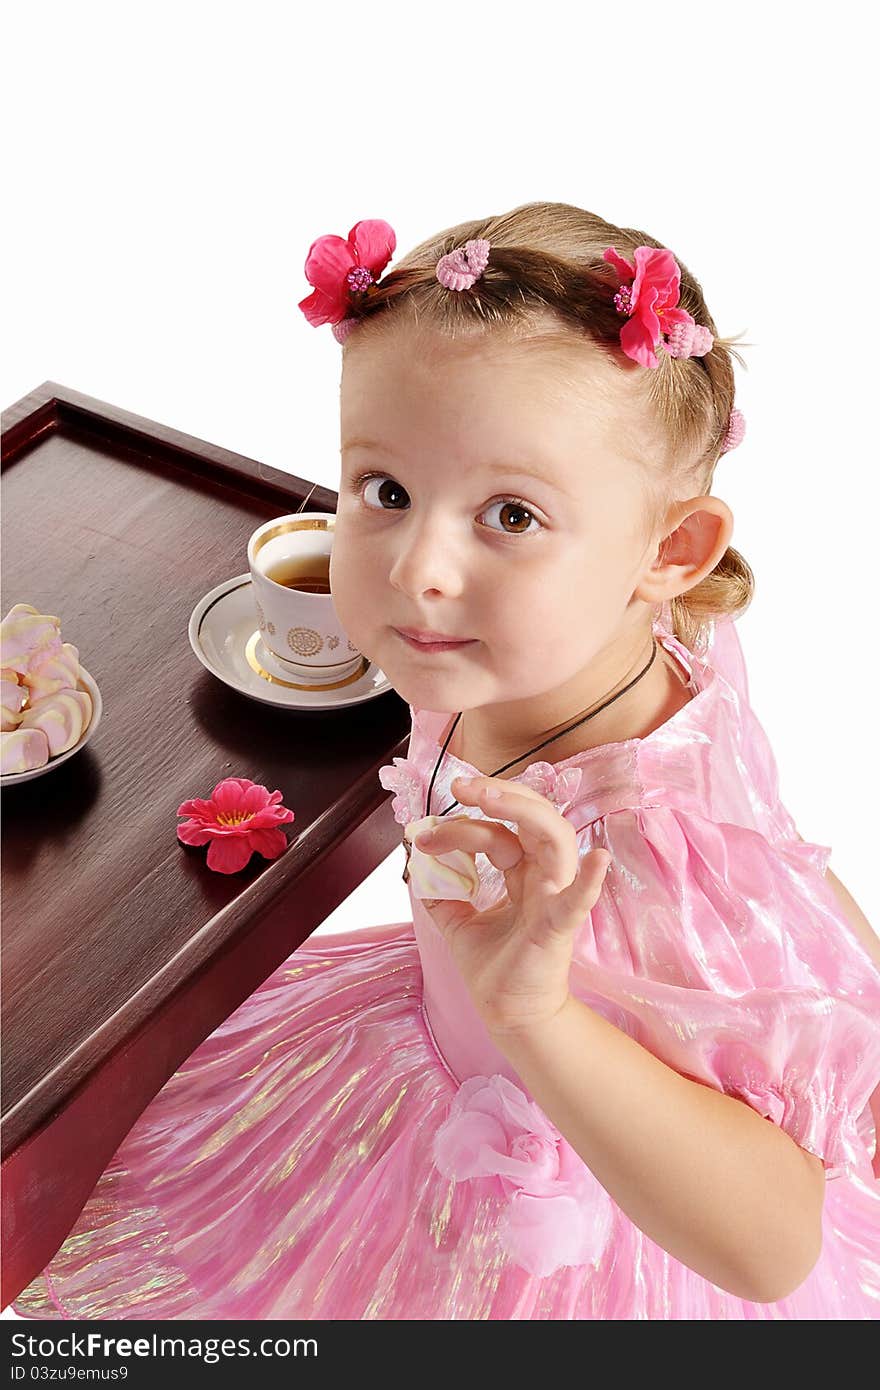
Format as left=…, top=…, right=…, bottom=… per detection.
left=390, top=675, right=466, bottom=712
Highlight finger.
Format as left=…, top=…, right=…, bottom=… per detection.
left=450, top=774, right=551, bottom=808
left=450, top=775, right=578, bottom=882
left=552, top=848, right=613, bottom=925
left=414, top=817, right=525, bottom=872
left=419, top=895, right=479, bottom=938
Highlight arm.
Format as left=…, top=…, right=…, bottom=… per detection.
left=823, top=862, right=880, bottom=1179
left=824, top=863, right=880, bottom=968
left=491, top=995, right=825, bottom=1303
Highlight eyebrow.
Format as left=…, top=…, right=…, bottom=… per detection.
left=341, top=440, right=572, bottom=496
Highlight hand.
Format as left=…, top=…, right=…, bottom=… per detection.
left=413, top=773, right=612, bottom=1039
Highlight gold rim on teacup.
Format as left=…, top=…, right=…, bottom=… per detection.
left=247, top=511, right=364, bottom=688
left=251, top=514, right=335, bottom=576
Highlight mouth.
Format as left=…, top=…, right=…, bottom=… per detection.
left=394, top=628, right=477, bottom=653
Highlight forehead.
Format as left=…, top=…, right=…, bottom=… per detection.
left=342, top=323, right=617, bottom=400
left=340, top=326, right=649, bottom=474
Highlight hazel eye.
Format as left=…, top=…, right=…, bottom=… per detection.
left=480, top=497, right=541, bottom=537
left=349, top=472, right=543, bottom=538
left=355, top=473, right=408, bottom=510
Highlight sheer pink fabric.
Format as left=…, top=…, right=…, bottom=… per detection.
left=12, top=610, right=880, bottom=1319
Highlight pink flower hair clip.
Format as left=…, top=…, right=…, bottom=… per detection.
left=604, top=244, right=745, bottom=454
left=603, top=245, right=709, bottom=369
left=297, top=218, right=397, bottom=344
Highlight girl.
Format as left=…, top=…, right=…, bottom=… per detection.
left=12, top=201, right=880, bottom=1320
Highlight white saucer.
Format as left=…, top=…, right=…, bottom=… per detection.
left=0, top=666, right=103, bottom=786
left=188, top=573, right=394, bottom=710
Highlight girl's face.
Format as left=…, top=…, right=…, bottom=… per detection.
left=331, top=325, right=690, bottom=750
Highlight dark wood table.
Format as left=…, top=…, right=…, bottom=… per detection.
left=0, top=383, right=410, bottom=1307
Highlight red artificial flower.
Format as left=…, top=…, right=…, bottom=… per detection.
left=297, top=219, right=396, bottom=328
left=176, top=777, right=295, bottom=874
left=603, top=245, right=695, bottom=369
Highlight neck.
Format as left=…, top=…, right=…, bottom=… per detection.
left=449, top=634, right=691, bottom=776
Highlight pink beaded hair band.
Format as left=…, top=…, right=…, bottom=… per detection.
left=297, top=219, right=745, bottom=454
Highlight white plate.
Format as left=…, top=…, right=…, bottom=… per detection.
left=188, top=573, right=394, bottom=710
left=0, top=666, right=103, bottom=785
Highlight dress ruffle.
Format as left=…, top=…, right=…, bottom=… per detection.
left=568, top=804, right=880, bottom=1184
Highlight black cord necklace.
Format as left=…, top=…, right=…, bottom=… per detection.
left=401, top=638, right=660, bottom=888
left=425, top=636, right=660, bottom=819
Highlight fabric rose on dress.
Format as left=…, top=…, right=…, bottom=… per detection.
left=517, top=762, right=585, bottom=816
left=378, top=755, right=425, bottom=828
left=404, top=814, right=481, bottom=903
left=432, top=1073, right=615, bottom=1277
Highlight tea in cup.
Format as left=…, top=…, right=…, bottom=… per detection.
left=247, top=512, right=364, bottom=687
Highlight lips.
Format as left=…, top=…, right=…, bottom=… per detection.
left=394, top=628, right=476, bottom=653
left=396, top=627, right=471, bottom=644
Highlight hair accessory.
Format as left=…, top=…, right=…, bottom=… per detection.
left=331, top=316, right=360, bottom=345
left=720, top=406, right=746, bottom=454
left=604, top=244, right=746, bottom=454
left=664, top=321, right=714, bottom=359
left=297, top=219, right=397, bottom=340
left=298, top=221, right=745, bottom=451
left=435, top=238, right=491, bottom=291
left=603, top=245, right=712, bottom=370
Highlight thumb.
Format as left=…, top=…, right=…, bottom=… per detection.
left=421, top=895, right=478, bottom=938
left=554, top=848, right=612, bottom=921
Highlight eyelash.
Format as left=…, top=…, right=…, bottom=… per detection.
left=346, top=471, right=544, bottom=539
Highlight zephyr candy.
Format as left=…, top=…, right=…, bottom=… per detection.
left=404, top=814, right=481, bottom=903
left=0, top=603, right=63, bottom=675
left=1, top=674, right=28, bottom=731
left=23, top=642, right=80, bottom=702
left=0, top=726, right=50, bottom=775
left=19, top=688, right=92, bottom=756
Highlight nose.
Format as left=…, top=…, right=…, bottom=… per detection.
left=387, top=512, right=467, bottom=599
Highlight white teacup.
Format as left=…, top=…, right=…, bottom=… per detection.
left=247, top=512, right=364, bottom=688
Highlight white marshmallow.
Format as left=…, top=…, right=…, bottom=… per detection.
left=1, top=675, right=28, bottom=731
left=1, top=727, right=50, bottom=775
left=19, top=688, right=92, bottom=756
left=404, top=815, right=482, bottom=904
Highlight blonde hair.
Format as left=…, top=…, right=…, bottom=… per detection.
left=341, top=200, right=755, bottom=654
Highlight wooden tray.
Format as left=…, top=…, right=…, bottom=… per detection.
left=0, top=381, right=411, bottom=1306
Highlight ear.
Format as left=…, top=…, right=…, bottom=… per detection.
left=633, top=497, right=734, bottom=606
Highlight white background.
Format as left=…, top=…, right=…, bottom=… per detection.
left=2, top=3, right=877, bottom=1315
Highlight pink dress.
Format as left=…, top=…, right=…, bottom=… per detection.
left=11, top=609, right=880, bottom=1320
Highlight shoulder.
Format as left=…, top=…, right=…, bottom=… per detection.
left=580, top=801, right=879, bottom=997
left=822, top=863, right=880, bottom=970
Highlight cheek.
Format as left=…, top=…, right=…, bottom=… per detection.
left=329, top=525, right=378, bottom=638
left=488, top=553, right=606, bottom=663
left=488, top=572, right=571, bottom=657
